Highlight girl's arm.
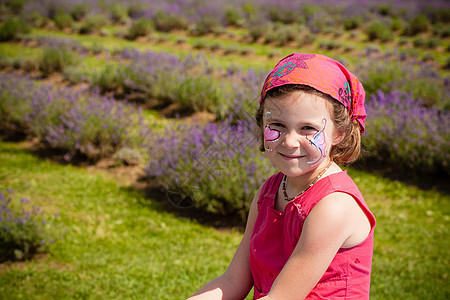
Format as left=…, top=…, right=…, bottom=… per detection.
left=187, top=185, right=262, bottom=300
left=260, top=192, right=371, bottom=300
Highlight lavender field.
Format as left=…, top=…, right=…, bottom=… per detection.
left=0, top=0, right=449, bottom=299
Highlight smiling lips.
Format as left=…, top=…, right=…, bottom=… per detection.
left=279, top=153, right=305, bottom=160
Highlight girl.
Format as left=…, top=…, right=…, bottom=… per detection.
left=188, top=53, right=376, bottom=300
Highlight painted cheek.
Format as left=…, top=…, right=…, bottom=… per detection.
left=264, top=125, right=282, bottom=152
left=305, top=130, right=327, bottom=166
left=264, top=125, right=281, bottom=142
left=304, top=118, right=329, bottom=166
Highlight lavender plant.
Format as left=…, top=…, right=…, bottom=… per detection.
left=107, top=49, right=265, bottom=118
left=145, top=118, right=275, bottom=220
left=363, top=91, right=450, bottom=175
left=0, top=188, right=58, bottom=262
left=355, top=52, right=449, bottom=109
left=0, top=73, right=151, bottom=161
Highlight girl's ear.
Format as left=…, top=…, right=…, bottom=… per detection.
left=331, top=129, right=345, bottom=146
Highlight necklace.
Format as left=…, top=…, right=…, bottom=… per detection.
left=282, top=160, right=333, bottom=202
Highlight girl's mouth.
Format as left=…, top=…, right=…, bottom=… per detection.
left=279, top=153, right=304, bottom=160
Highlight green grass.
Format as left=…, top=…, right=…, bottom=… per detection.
left=0, top=141, right=246, bottom=300
left=0, top=43, right=41, bottom=58
left=0, top=141, right=449, bottom=299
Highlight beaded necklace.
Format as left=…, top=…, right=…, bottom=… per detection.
left=281, top=160, right=333, bottom=201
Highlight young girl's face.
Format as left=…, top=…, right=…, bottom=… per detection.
left=263, top=91, right=342, bottom=177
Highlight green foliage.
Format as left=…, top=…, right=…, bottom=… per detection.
left=39, top=48, right=78, bottom=77
left=444, top=56, right=450, bottom=70
left=90, top=63, right=124, bottom=93
left=79, top=14, right=107, bottom=34
left=0, top=188, right=57, bottom=262
left=53, top=12, right=74, bottom=30
left=263, top=24, right=298, bottom=46
left=193, top=40, right=207, bottom=50
left=404, top=15, right=429, bottom=36
left=248, top=22, right=268, bottom=42
left=343, top=16, right=363, bottom=30
left=5, top=0, right=24, bottom=15
left=225, top=7, right=245, bottom=27
left=26, top=10, right=48, bottom=27
left=433, top=22, right=450, bottom=38
left=108, top=3, right=129, bottom=24
left=378, top=4, right=391, bottom=16
left=365, top=20, right=394, bottom=42
left=318, top=39, right=342, bottom=50
left=192, top=16, right=222, bottom=36
left=0, top=16, right=30, bottom=41
left=70, top=4, right=90, bottom=21
left=413, top=37, right=441, bottom=49
left=151, top=11, right=189, bottom=32
left=113, top=146, right=143, bottom=166
left=268, top=6, right=299, bottom=24
left=62, top=65, right=89, bottom=84
left=127, top=3, right=146, bottom=18
left=301, top=3, right=321, bottom=22
left=175, top=76, right=226, bottom=112
left=126, top=18, right=153, bottom=40
left=390, top=16, right=403, bottom=32
left=297, top=30, right=316, bottom=46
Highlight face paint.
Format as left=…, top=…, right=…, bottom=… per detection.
left=306, top=118, right=328, bottom=166
left=264, top=125, right=281, bottom=142
left=264, top=125, right=281, bottom=152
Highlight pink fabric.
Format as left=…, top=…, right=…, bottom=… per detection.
left=249, top=171, right=375, bottom=299
left=260, top=53, right=367, bottom=133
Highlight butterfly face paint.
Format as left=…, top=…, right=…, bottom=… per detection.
left=263, top=110, right=283, bottom=152
left=305, top=118, right=328, bottom=166
left=264, top=125, right=281, bottom=151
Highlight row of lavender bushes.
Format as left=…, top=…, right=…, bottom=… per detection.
left=7, top=0, right=449, bottom=34
left=91, top=49, right=264, bottom=119
left=7, top=33, right=448, bottom=111
left=4, top=33, right=447, bottom=112
left=1, top=72, right=449, bottom=219
left=0, top=73, right=150, bottom=162
left=2, top=1, right=449, bottom=58
left=91, top=47, right=449, bottom=115
left=0, top=188, right=59, bottom=262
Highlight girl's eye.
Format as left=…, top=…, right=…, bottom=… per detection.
left=271, top=122, right=285, bottom=128
left=301, top=126, right=318, bottom=134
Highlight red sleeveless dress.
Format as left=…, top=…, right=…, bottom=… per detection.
left=249, top=171, right=375, bottom=299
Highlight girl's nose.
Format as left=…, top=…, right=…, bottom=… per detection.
left=283, top=131, right=302, bottom=149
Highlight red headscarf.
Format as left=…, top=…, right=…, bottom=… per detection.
left=260, top=53, right=366, bottom=133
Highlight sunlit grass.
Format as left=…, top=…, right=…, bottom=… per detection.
left=0, top=141, right=246, bottom=299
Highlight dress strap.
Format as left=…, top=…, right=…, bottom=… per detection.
left=257, top=172, right=283, bottom=211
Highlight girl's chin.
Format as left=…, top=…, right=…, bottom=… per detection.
left=276, top=165, right=314, bottom=178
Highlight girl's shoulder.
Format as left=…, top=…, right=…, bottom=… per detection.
left=306, top=171, right=376, bottom=228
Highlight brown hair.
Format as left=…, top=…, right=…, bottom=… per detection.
left=255, top=84, right=361, bottom=165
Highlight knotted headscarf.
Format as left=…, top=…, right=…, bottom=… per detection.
left=260, top=53, right=366, bottom=133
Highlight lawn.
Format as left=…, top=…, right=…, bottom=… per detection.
left=0, top=140, right=448, bottom=299
left=0, top=141, right=246, bottom=300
